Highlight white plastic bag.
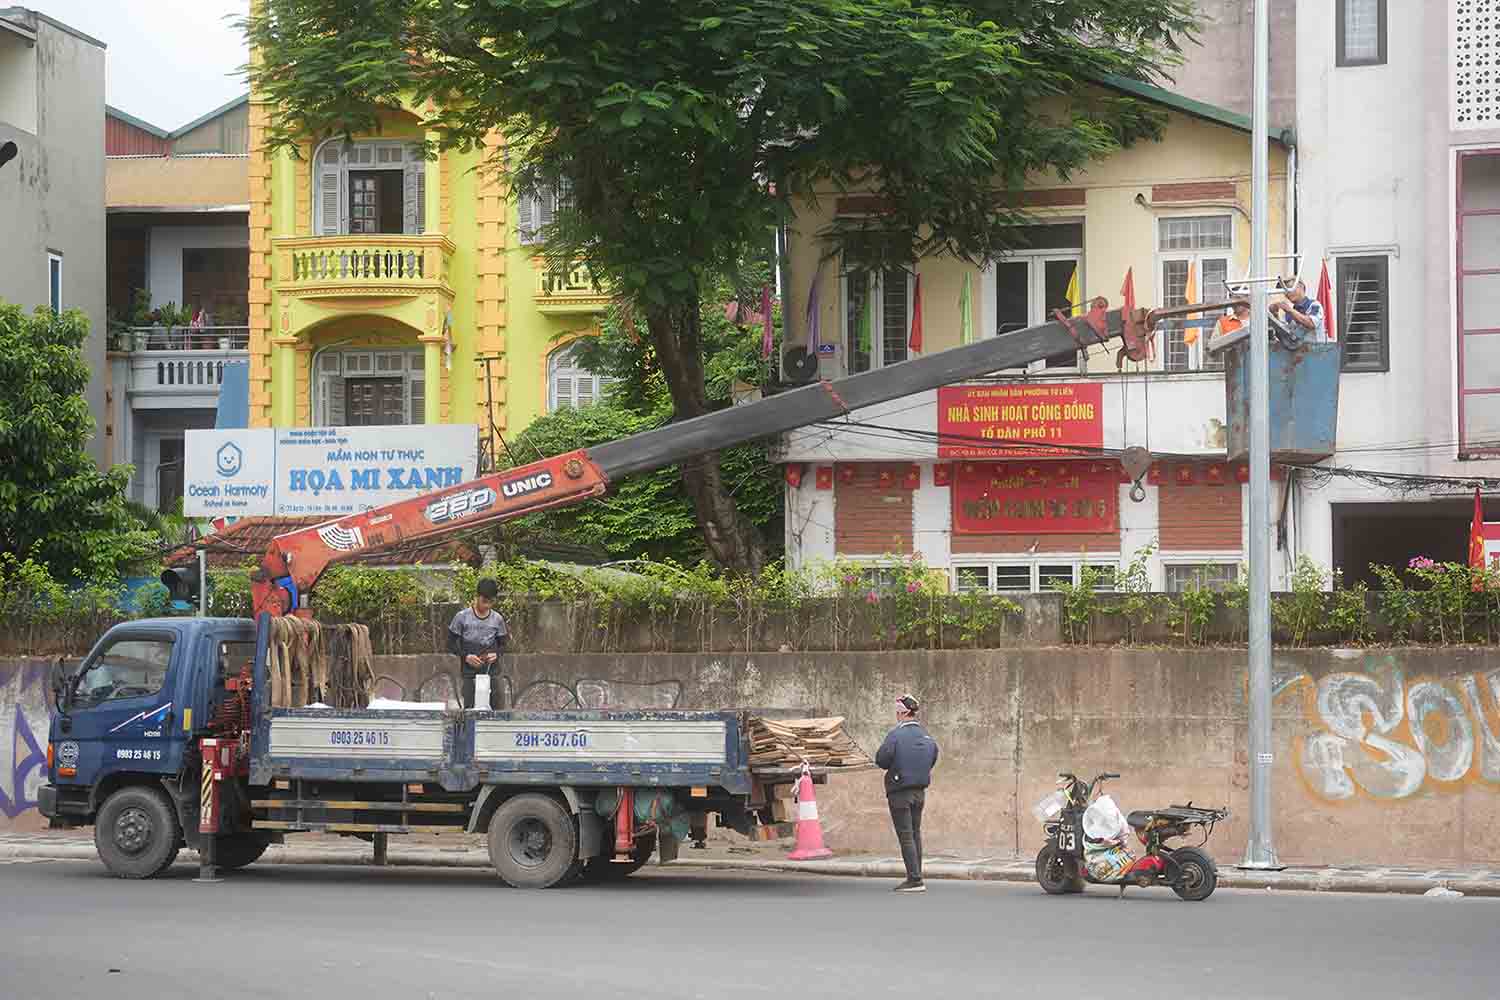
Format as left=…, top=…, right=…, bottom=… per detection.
left=1032, top=790, right=1067, bottom=823
left=1082, top=794, right=1129, bottom=842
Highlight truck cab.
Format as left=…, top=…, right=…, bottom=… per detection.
left=40, top=618, right=259, bottom=876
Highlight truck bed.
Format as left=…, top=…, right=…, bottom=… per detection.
left=251, top=707, right=756, bottom=794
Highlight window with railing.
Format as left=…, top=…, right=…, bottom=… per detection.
left=1159, top=216, right=1232, bottom=373
left=1337, top=255, right=1389, bottom=371
left=844, top=268, right=911, bottom=373
left=313, top=140, right=425, bottom=236
left=953, top=561, right=1117, bottom=594
left=1163, top=562, right=1240, bottom=593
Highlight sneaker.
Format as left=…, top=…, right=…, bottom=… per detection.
left=894, top=878, right=926, bottom=893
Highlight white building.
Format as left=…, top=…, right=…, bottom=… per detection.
left=1291, top=0, right=1500, bottom=584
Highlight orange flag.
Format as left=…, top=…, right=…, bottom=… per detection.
left=1121, top=267, right=1136, bottom=313
left=908, top=273, right=924, bottom=354
left=1183, top=262, right=1200, bottom=346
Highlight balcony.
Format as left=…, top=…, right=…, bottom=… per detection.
left=111, top=326, right=249, bottom=408
left=274, top=234, right=455, bottom=301
left=535, top=260, right=610, bottom=314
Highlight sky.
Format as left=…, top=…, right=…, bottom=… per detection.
left=19, top=0, right=249, bottom=132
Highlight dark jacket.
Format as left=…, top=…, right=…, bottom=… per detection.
left=875, top=720, right=939, bottom=794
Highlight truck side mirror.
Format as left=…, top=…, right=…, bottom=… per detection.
left=50, top=657, right=73, bottom=710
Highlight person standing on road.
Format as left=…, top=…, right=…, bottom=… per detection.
left=447, top=578, right=508, bottom=709
left=876, top=695, right=939, bottom=893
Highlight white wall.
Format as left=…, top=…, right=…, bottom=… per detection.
left=146, top=224, right=248, bottom=309
left=0, top=29, right=37, bottom=133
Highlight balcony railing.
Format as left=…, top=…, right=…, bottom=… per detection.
left=112, top=325, right=250, bottom=353
left=275, top=234, right=454, bottom=297
left=535, top=260, right=610, bottom=314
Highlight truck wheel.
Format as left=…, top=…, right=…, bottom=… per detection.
left=95, top=786, right=181, bottom=879
left=1171, top=847, right=1218, bottom=901
left=579, top=831, right=657, bottom=883
left=214, top=834, right=272, bottom=871
left=488, top=793, right=578, bottom=889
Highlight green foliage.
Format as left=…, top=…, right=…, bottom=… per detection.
left=1328, top=577, right=1372, bottom=646
left=245, top=0, right=1198, bottom=573
left=1054, top=565, right=1104, bottom=644
left=508, top=397, right=780, bottom=565
left=1370, top=564, right=1420, bottom=643
left=1273, top=556, right=1327, bottom=646
left=135, top=582, right=171, bottom=618
left=207, top=569, right=254, bottom=618
left=1223, top=566, right=1249, bottom=644
left=315, top=566, right=426, bottom=623
left=0, top=304, right=160, bottom=584
left=1110, top=541, right=1159, bottom=644
left=1405, top=558, right=1483, bottom=644
left=1172, top=585, right=1216, bottom=646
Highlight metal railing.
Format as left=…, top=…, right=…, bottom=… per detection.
left=120, top=325, right=250, bottom=352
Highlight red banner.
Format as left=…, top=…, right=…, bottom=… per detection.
left=952, top=461, right=1119, bottom=535
left=938, top=383, right=1104, bottom=459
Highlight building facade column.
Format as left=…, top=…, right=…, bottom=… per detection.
left=424, top=130, right=442, bottom=235
left=419, top=332, right=444, bottom=424
left=272, top=334, right=299, bottom=427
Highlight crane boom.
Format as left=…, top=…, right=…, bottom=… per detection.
left=250, top=298, right=1188, bottom=617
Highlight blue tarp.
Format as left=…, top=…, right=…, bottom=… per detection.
left=215, top=360, right=250, bottom=429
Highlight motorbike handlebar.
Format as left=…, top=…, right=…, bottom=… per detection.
left=1097, top=772, right=1121, bottom=781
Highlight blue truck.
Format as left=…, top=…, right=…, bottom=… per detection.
left=39, top=299, right=1183, bottom=886
left=40, top=614, right=836, bottom=887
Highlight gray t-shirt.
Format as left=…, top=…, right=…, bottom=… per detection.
left=449, top=606, right=508, bottom=661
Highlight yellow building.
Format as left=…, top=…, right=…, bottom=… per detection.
left=779, top=77, right=1298, bottom=594
left=246, top=100, right=610, bottom=443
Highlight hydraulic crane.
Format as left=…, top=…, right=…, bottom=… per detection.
left=251, top=296, right=1229, bottom=617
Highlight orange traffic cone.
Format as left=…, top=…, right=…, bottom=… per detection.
left=787, top=764, right=833, bottom=860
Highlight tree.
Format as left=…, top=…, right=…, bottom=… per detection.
left=0, top=304, right=158, bottom=583
left=508, top=280, right=784, bottom=564
left=246, top=0, right=1195, bottom=574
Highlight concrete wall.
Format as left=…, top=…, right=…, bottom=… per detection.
left=1171, top=0, right=1297, bottom=129
left=0, top=10, right=106, bottom=464
left=0, top=658, right=59, bottom=832
left=10, top=646, right=1493, bottom=865
left=146, top=223, right=249, bottom=308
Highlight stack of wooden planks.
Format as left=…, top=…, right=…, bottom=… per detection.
left=746, top=716, right=874, bottom=770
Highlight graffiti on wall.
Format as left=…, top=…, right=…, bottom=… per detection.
left=1, top=661, right=56, bottom=820
left=1276, top=657, right=1500, bottom=801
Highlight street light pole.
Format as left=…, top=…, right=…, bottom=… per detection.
left=1241, top=0, right=1280, bottom=870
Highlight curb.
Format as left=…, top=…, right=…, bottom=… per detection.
left=663, top=857, right=1500, bottom=898
left=6, top=843, right=1497, bottom=897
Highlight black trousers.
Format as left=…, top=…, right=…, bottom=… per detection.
left=461, top=666, right=500, bottom=710
left=887, top=787, right=926, bottom=880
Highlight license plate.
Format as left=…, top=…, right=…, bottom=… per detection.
left=1057, top=820, right=1078, bottom=853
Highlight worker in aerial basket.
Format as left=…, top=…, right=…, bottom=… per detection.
left=447, top=577, right=508, bottom=710
left=875, top=695, right=940, bottom=894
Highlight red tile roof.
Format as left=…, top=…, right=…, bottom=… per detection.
left=164, top=517, right=480, bottom=570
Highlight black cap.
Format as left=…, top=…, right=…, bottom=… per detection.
left=476, top=577, right=499, bottom=599
left=897, top=695, right=919, bottom=714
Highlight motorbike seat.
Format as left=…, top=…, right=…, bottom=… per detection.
left=1125, top=810, right=1154, bottom=830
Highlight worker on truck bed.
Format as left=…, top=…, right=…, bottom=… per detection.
left=448, top=577, right=508, bottom=709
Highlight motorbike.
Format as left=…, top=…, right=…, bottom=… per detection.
left=1034, top=771, right=1229, bottom=902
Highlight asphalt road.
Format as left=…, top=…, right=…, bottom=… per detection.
left=1, top=860, right=1494, bottom=999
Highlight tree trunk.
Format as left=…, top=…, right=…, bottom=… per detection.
left=645, top=298, right=767, bottom=576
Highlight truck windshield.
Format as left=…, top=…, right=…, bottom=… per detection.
left=73, top=637, right=176, bottom=709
